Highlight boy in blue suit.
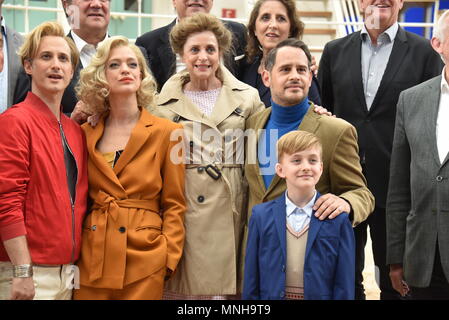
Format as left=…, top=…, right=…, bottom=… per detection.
left=243, top=131, right=355, bottom=300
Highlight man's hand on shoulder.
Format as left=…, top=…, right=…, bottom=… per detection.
left=313, top=193, right=351, bottom=220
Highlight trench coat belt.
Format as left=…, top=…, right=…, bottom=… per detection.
left=185, top=164, right=243, bottom=169
left=88, top=190, right=160, bottom=282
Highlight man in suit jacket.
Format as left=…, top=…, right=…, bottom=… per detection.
left=0, top=0, right=25, bottom=112
left=387, top=10, right=449, bottom=300
left=318, top=0, right=444, bottom=300
left=135, top=0, right=247, bottom=92
left=245, top=39, right=374, bottom=228
left=242, top=39, right=374, bottom=286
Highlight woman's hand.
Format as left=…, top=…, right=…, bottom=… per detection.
left=313, top=105, right=334, bottom=117
left=71, top=101, right=91, bottom=125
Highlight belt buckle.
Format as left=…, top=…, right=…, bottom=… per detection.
left=205, top=164, right=221, bottom=180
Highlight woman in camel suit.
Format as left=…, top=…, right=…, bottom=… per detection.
left=73, top=36, right=186, bottom=300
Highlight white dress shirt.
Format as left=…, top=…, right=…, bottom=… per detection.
left=285, top=191, right=316, bottom=233
left=360, top=23, right=398, bottom=110
left=70, top=31, right=108, bottom=68
left=436, top=67, right=449, bottom=164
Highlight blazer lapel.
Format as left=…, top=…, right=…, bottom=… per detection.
left=348, top=33, right=368, bottom=113
left=252, top=109, right=272, bottom=196
left=113, top=109, right=153, bottom=176
left=423, top=76, right=444, bottom=167
left=158, top=20, right=176, bottom=82
left=6, top=28, right=22, bottom=106
left=371, top=27, right=409, bottom=112
left=305, top=192, right=323, bottom=260
left=85, top=117, right=125, bottom=192
left=274, top=194, right=287, bottom=262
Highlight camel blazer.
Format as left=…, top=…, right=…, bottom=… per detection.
left=245, top=106, right=374, bottom=227
left=77, top=108, right=186, bottom=289
left=150, top=66, right=264, bottom=295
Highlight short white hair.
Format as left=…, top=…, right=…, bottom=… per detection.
left=433, top=10, right=449, bottom=40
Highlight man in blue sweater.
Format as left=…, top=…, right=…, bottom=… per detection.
left=242, top=38, right=373, bottom=294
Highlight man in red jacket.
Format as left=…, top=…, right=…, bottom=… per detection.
left=0, top=21, right=88, bottom=300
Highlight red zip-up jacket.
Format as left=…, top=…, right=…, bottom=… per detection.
left=0, top=92, right=88, bottom=265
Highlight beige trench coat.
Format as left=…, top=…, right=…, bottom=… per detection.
left=149, top=67, right=264, bottom=295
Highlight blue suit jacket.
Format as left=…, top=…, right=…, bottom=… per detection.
left=243, top=192, right=355, bottom=300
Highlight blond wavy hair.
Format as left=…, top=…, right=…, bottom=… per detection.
left=76, top=36, right=156, bottom=114
left=17, top=21, right=79, bottom=71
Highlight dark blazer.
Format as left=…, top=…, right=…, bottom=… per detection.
left=240, top=55, right=322, bottom=107
left=243, top=192, right=355, bottom=300
left=135, top=19, right=247, bottom=92
left=3, top=25, right=24, bottom=109
left=318, top=27, right=444, bottom=207
left=387, top=76, right=449, bottom=288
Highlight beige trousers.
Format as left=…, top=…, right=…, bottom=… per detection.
left=0, top=261, right=75, bottom=300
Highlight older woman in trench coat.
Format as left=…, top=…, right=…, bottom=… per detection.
left=150, top=13, right=265, bottom=298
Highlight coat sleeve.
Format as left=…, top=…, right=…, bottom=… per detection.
left=385, top=92, right=411, bottom=265
left=0, top=112, right=30, bottom=241
left=317, top=43, right=334, bottom=113
left=242, top=207, right=261, bottom=299
left=160, top=122, right=186, bottom=272
left=332, top=214, right=355, bottom=300
left=329, top=124, right=375, bottom=226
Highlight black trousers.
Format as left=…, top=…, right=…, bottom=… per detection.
left=354, top=206, right=402, bottom=300
left=410, top=244, right=449, bottom=300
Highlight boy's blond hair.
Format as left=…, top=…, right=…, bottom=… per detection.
left=17, top=21, right=79, bottom=71
left=277, top=130, right=322, bottom=161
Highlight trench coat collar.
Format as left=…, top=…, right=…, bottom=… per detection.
left=157, top=66, right=249, bottom=128
left=256, top=104, right=320, bottom=197
left=84, top=108, right=155, bottom=193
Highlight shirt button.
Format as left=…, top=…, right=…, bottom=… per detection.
left=367, top=93, right=371, bottom=97
left=91, top=225, right=97, bottom=231
left=197, top=195, right=205, bottom=203
left=280, top=291, right=285, bottom=298
left=282, top=265, right=286, bottom=272
left=189, top=141, right=194, bottom=147
left=119, top=226, right=126, bottom=233
left=436, top=176, right=443, bottom=182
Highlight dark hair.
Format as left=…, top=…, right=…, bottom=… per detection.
left=264, top=38, right=311, bottom=71
left=246, top=0, right=304, bottom=63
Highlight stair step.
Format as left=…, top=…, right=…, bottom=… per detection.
left=304, top=28, right=336, bottom=35
left=298, top=11, right=333, bottom=18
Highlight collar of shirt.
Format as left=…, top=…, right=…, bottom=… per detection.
left=441, top=67, right=449, bottom=93
left=71, top=30, right=108, bottom=55
left=285, top=190, right=316, bottom=219
left=361, top=22, right=399, bottom=45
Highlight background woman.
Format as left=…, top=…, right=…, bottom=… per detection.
left=241, top=0, right=321, bottom=107
left=73, top=36, right=186, bottom=300
left=150, top=13, right=265, bottom=299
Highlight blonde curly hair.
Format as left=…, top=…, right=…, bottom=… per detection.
left=76, top=36, right=156, bottom=114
